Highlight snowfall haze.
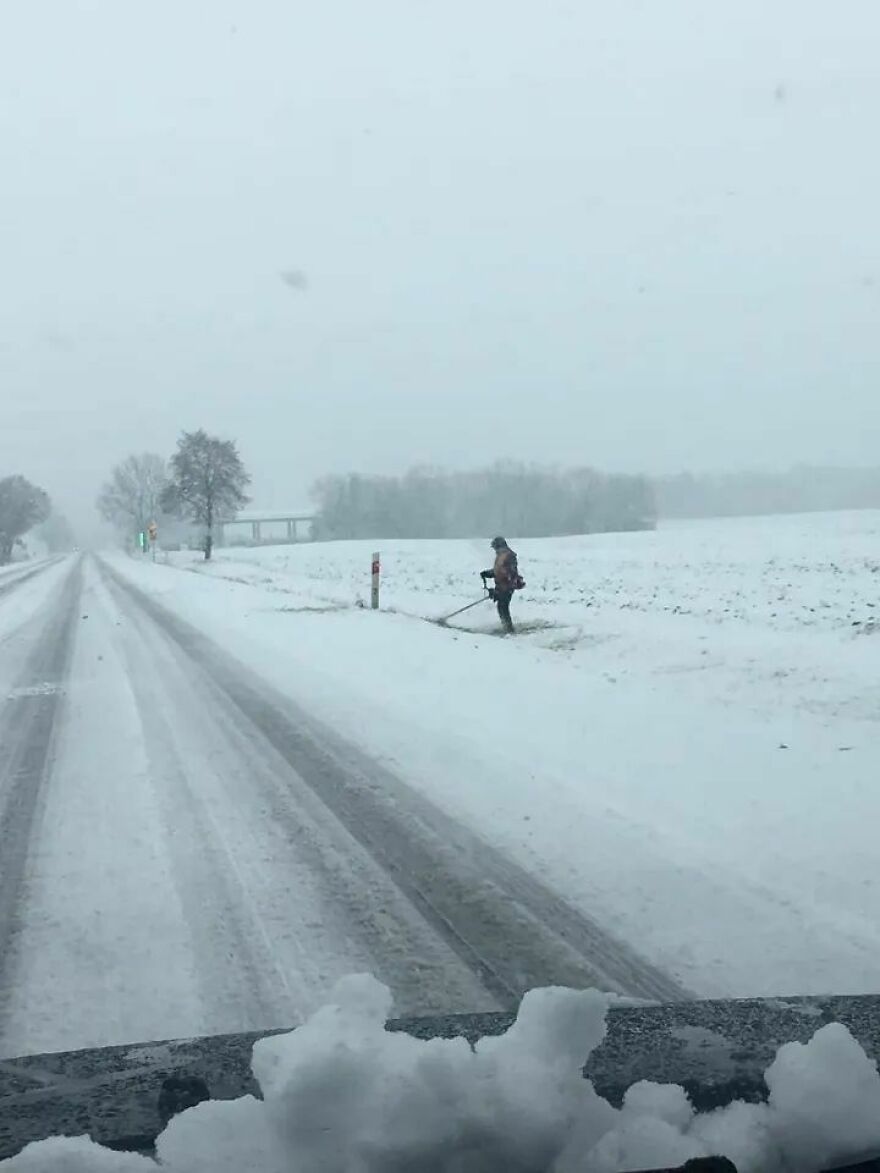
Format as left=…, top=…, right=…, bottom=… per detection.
left=1, top=0, right=879, bottom=540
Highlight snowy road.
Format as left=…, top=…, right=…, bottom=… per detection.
left=0, top=557, right=61, bottom=601
left=0, top=555, right=682, bottom=1058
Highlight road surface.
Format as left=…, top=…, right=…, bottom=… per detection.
left=0, top=554, right=684, bottom=1058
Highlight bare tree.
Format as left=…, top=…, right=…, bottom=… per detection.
left=97, top=453, right=169, bottom=541
left=0, top=475, right=51, bottom=564
left=161, top=430, right=250, bottom=560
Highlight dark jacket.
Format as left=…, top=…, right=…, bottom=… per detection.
left=484, top=546, right=519, bottom=595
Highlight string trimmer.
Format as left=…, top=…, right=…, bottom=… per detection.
left=434, top=588, right=492, bottom=627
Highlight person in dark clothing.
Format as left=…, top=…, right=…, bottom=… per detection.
left=481, top=536, right=519, bottom=633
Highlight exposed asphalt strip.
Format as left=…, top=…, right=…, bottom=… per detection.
left=100, top=558, right=689, bottom=1006
left=0, top=558, right=83, bottom=1009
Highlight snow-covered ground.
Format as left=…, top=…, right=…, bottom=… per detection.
left=0, top=559, right=70, bottom=686
left=3, top=558, right=515, bottom=1059
left=3, top=517, right=880, bottom=1169
left=106, top=509, right=880, bottom=1000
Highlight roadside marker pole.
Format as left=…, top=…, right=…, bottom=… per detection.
left=371, top=552, right=380, bottom=610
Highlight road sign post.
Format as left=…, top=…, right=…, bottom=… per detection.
left=148, top=521, right=158, bottom=562
left=371, top=552, right=380, bottom=610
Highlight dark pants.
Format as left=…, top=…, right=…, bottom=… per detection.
left=495, top=590, right=514, bottom=633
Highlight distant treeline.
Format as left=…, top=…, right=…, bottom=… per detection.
left=654, top=466, right=880, bottom=519
left=309, top=463, right=880, bottom=541
left=311, top=465, right=656, bottom=540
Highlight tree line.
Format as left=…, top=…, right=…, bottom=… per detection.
left=97, top=430, right=250, bottom=560
left=101, top=437, right=880, bottom=556
left=311, top=464, right=656, bottom=541
left=654, top=466, right=880, bottom=519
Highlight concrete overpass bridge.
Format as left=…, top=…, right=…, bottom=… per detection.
left=218, top=509, right=315, bottom=546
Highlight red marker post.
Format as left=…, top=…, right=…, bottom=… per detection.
left=371, top=552, right=380, bottom=610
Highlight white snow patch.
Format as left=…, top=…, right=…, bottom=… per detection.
left=5, top=977, right=880, bottom=1172
left=6, top=682, right=65, bottom=699
left=1, top=1135, right=154, bottom=1170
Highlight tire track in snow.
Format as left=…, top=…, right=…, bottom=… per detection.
left=0, top=558, right=63, bottom=603
left=96, top=563, right=501, bottom=1022
left=0, top=558, right=83, bottom=1024
left=107, top=625, right=309, bottom=1033
left=101, top=559, right=689, bottom=1006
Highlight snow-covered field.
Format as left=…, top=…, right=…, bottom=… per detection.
left=110, top=510, right=880, bottom=1000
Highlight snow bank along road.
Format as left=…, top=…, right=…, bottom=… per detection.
left=0, top=554, right=683, bottom=1059
left=0, top=557, right=62, bottom=602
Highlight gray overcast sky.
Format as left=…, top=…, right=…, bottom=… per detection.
left=2, top=1, right=879, bottom=534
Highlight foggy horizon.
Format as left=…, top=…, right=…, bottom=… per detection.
left=3, top=1, right=879, bottom=540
